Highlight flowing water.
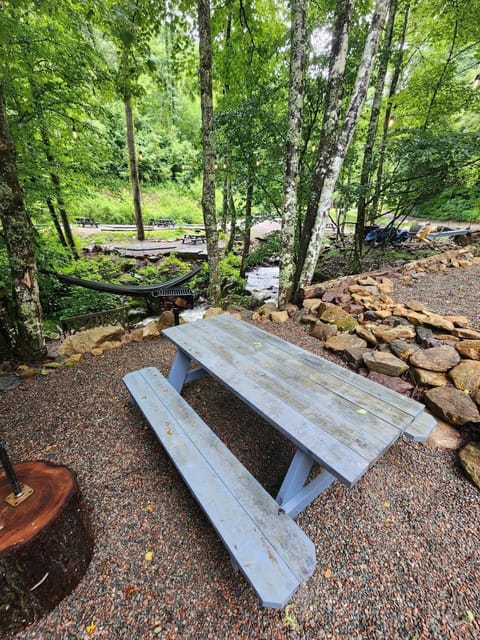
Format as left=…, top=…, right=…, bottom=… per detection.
left=180, top=264, right=279, bottom=322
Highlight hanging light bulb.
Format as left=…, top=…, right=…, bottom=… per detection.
left=71, top=125, right=78, bottom=140
left=388, top=115, right=395, bottom=128
left=472, top=73, right=480, bottom=91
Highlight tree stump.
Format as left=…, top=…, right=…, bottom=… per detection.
left=0, top=460, right=94, bottom=634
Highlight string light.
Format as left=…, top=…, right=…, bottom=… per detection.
left=71, top=125, right=78, bottom=140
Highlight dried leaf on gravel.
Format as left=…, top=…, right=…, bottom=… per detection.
left=324, top=567, right=332, bottom=578
left=85, top=621, right=96, bottom=634
left=282, top=605, right=299, bottom=630
left=145, top=551, right=154, bottom=561
left=145, top=503, right=154, bottom=512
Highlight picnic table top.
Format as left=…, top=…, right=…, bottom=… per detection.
left=163, top=314, right=434, bottom=488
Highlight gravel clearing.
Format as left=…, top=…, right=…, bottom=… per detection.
left=2, top=266, right=480, bottom=640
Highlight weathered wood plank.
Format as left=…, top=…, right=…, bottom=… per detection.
left=212, top=314, right=424, bottom=420
left=199, top=318, right=405, bottom=455
left=163, top=325, right=371, bottom=486
left=123, top=368, right=315, bottom=608
left=213, top=314, right=419, bottom=423
left=171, top=319, right=399, bottom=462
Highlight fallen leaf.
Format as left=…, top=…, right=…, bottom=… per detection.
left=324, top=567, right=332, bottom=579
left=383, top=500, right=390, bottom=509
left=166, top=427, right=172, bottom=436
left=282, top=604, right=299, bottom=630
left=124, top=584, right=137, bottom=598
left=85, top=621, right=96, bottom=634
left=466, top=609, right=475, bottom=623
left=145, top=503, right=154, bottom=513
left=145, top=551, right=153, bottom=561
left=357, top=408, right=367, bottom=414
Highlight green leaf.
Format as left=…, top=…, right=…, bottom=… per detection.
left=466, top=610, right=475, bottom=623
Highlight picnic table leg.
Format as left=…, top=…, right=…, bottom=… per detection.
left=277, top=449, right=336, bottom=518
left=276, top=449, right=314, bottom=505
left=167, top=350, right=191, bottom=392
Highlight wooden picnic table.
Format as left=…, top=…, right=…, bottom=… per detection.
left=163, top=314, right=435, bottom=514
left=182, top=233, right=206, bottom=245
left=124, top=314, right=435, bottom=608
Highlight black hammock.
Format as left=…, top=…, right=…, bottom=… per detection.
left=45, top=263, right=204, bottom=298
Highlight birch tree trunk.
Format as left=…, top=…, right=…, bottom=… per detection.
left=278, top=0, right=309, bottom=307
left=294, top=0, right=354, bottom=291
left=298, top=0, right=390, bottom=292
left=198, top=0, right=220, bottom=303
left=0, top=84, right=45, bottom=361
left=125, top=97, right=145, bottom=242
left=352, top=0, right=396, bottom=271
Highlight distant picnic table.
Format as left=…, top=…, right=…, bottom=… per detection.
left=148, top=218, right=176, bottom=228
left=182, top=233, right=206, bottom=245
left=74, top=217, right=98, bottom=227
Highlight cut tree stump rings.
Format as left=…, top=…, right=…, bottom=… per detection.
left=0, top=460, right=94, bottom=634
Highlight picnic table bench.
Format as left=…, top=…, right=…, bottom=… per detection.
left=123, top=314, right=436, bottom=608
left=74, top=216, right=98, bottom=227
left=182, top=233, right=206, bottom=245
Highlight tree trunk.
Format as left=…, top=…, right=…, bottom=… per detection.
left=125, top=97, right=145, bottom=242
left=240, top=171, right=254, bottom=279
left=278, top=0, right=309, bottom=307
left=298, top=0, right=390, bottom=292
left=198, top=0, right=220, bottom=303
left=46, top=197, right=68, bottom=247
left=0, top=460, right=94, bottom=634
left=352, top=0, right=396, bottom=272
left=225, top=187, right=237, bottom=254
left=371, top=1, right=410, bottom=219
left=0, top=83, right=45, bottom=362
left=294, top=0, right=354, bottom=291
left=38, top=125, right=78, bottom=258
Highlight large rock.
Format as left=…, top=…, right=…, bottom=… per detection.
left=411, top=368, right=449, bottom=387
left=448, top=360, right=480, bottom=393
left=320, top=306, right=358, bottom=331
left=57, top=325, right=125, bottom=356
left=362, top=351, right=409, bottom=377
left=455, top=340, right=480, bottom=360
left=390, top=339, right=419, bottom=361
left=451, top=327, right=480, bottom=340
left=424, top=386, right=480, bottom=425
left=409, top=345, right=461, bottom=372
left=311, top=323, right=338, bottom=342
left=302, top=298, right=322, bottom=313
left=458, top=442, right=480, bottom=490
left=373, top=324, right=416, bottom=343
left=355, top=325, right=378, bottom=346
left=367, top=371, right=414, bottom=394
left=324, top=333, right=367, bottom=353
left=203, top=307, right=225, bottom=319
left=270, top=310, right=289, bottom=323
left=424, top=418, right=462, bottom=450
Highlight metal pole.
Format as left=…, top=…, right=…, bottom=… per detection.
left=0, top=438, right=23, bottom=497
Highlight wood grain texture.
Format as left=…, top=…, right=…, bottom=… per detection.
left=163, top=315, right=434, bottom=485
left=124, top=367, right=315, bottom=609
left=0, top=461, right=94, bottom=634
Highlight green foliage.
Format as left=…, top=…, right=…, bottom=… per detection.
left=414, top=187, right=480, bottom=222
left=246, top=231, right=281, bottom=268
left=69, top=182, right=204, bottom=225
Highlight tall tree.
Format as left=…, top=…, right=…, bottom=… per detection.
left=298, top=0, right=390, bottom=292
left=278, top=0, right=309, bottom=307
left=352, top=0, right=397, bottom=270
left=198, top=0, right=220, bottom=302
left=0, top=84, right=45, bottom=361
left=294, top=0, right=354, bottom=294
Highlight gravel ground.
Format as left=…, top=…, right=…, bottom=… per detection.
left=2, top=266, right=480, bottom=640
